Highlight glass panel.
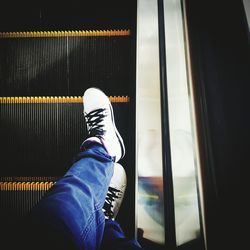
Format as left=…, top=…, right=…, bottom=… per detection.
left=136, top=0, right=165, bottom=244
left=163, top=0, right=201, bottom=246
left=243, top=0, right=250, bottom=34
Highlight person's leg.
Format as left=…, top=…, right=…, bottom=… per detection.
left=101, top=220, right=143, bottom=250
left=29, top=143, right=113, bottom=250
left=20, top=87, right=142, bottom=250
left=101, top=163, right=143, bottom=250
left=23, top=88, right=126, bottom=250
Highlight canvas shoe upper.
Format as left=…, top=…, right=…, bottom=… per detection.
left=82, top=87, right=125, bottom=162
left=103, top=163, right=127, bottom=220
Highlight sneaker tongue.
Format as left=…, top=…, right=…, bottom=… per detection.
left=80, top=137, right=102, bottom=150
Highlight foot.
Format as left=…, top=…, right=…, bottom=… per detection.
left=82, top=87, right=125, bottom=162
left=103, top=163, right=127, bottom=220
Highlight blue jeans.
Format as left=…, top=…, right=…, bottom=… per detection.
left=27, top=144, right=142, bottom=250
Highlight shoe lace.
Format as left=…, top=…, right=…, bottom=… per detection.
left=85, top=108, right=107, bottom=137
left=103, top=186, right=120, bottom=219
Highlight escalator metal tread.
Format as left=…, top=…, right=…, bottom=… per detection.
left=0, top=29, right=133, bottom=223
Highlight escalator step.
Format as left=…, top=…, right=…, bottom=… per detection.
left=0, top=28, right=135, bottom=238
left=0, top=176, right=58, bottom=182
left=0, top=180, right=55, bottom=217
left=0, top=29, right=132, bottom=96
left=0, top=96, right=129, bottom=176
left=0, top=95, right=130, bottom=103
left=0, top=30, right=130, bottom=38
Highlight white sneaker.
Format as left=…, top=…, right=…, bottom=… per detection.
left=103, top=163, right=127, bottom=220
left=82, top=87, right=125, bottom=162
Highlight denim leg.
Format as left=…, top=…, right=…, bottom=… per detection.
left=30, top=144, right=114, bottom=250
left=101, top=219, right=143, bottom=250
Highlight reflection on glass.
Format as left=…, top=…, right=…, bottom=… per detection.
left=138, top=176, right=164, bottom=242
left=164, top=0, right=201, bottom=245
left=136, top=0, right=202, bottom=246
left=136, top=0, right=165, bottom=244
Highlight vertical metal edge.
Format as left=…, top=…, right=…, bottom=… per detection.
left=242, top=0, right=250, bottom=41
left=181, top=0, right=207, bottom=249
left=135, top=0, right=140, bottom=240
left=157, top=0, right=177, bottom=248
left=131, top=1, right=138, bottom=240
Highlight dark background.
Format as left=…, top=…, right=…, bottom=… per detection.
left=186, top=0, right=250, bottom=249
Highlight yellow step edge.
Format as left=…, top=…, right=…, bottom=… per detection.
left=0, top=176, right=59, bottom=182
left=0, top=96, right=130, bottom=104
left=0, top=181, right=55, bottom=191
left=0, top=29, right=131, bottom=38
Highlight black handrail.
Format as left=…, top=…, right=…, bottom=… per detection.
left=157, top=0, right=177, bottom=248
